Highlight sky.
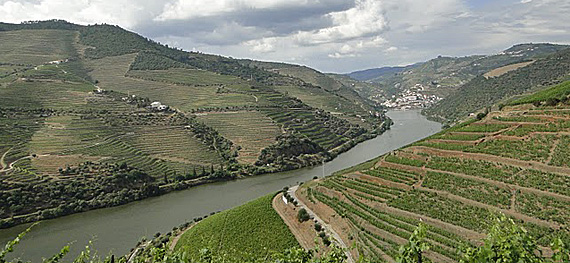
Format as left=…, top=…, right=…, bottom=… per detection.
left=0, top=0, right=569, bottom=73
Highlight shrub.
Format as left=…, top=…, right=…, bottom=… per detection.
left=297, top=208, right=310, bottom=222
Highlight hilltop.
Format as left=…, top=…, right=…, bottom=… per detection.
left=0, top=20, right=388, bottom=228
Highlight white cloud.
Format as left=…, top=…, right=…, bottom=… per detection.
left=244, top=38, right=277, bottom=53
left=385, top=46, right=398, bottom=52
left=0, top=0, right=162, bottom=29
left=294, top=0, right=387, bottom=45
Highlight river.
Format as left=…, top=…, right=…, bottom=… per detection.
left=0, top=110, right=441, bottom=262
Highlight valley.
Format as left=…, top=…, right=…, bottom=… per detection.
left=0, top=16, right=568, bottom=263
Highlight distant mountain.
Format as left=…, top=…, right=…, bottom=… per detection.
left=424, top=47, right=570, bottom=122
left=347, top=66, right=410, bottom=82
left=345, top=43, right=570, bottom=110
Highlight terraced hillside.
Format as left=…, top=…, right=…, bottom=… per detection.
left=297, top=84, right=570, bottom=262
left=0, top=20, right=387, bottom=227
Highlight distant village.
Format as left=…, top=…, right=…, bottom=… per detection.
left=377, top=84, right=442, bottom=110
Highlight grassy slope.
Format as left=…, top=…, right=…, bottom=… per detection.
left=303, top=84, right=570, bottom=261
left=0, top=29, right=76, bottom=65
left=511, top=80, right=570, bottom=105
left=175, top=194, right=299, bottom=259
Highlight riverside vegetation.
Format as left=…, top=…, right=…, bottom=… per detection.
left=0, top=20, right=389, bottom=227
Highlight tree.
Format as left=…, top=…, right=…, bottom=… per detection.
left=297, top=208, right=310, bottom=222
left=396, top=222, right=429, bottom=263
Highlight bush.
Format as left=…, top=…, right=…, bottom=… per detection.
left=314, top=223, right=322, bottom=232
left=476, top=112, right=487, bottom=120
left=297, top=208, right=310, bottom=222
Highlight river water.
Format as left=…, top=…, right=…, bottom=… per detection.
left=0, top=110, right=440, bottom=262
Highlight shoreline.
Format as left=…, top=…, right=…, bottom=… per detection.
left=0, top=118, right=393, bottom=230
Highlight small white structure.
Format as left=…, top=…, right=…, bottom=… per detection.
left=151, top=101, right=162, bottom=108
left=95, top=86, right=105, bottom=94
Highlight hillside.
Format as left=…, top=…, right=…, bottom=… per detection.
left=347, top=43, right=569, bottom=107
left=347, top=66, right=409, bottom=82
left=172, top=194, right=299, bottom=261
left=425, top=47, right=570, bottom=122
left=0, top=20, right=388, bottom=228
left=295, top=83, right=570, bottom=262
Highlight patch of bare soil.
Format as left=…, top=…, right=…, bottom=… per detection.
left=483, top=61, right=534, bottom=78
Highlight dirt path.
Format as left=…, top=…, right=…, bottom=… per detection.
left=169, top=224, right=195, bottom=250
left=410, top=146, right=570, bottom=176
left=0, top=153, right=52, bottom=173
left=290, top=185, right=354, bottom=263
left=0, top=147, right=11, bottom=170
left=272, top=193, right=317, bottom=250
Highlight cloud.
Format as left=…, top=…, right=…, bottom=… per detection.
left=244, top=38, right=277, bottom=53
left=293, top=0, right=387, bottom=45
left=0, top=0, right=163, bottom=29
left=385, top=46, right=398, bottom=52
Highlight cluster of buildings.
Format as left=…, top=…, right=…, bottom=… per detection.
left=380, top=84, right=442, bottom=110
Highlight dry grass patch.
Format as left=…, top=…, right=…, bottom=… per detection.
left=484, top=61, right=534, bottom=78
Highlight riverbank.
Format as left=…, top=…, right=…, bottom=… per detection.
left=0, top=110, right=441, bottom=262
left=0, top=116, right=391, bottom=231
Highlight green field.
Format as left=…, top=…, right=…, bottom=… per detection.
left=511, top=80, right=570, bottom=105
left=0, top=29, right=76, bottom=65
left=175, top=194, right=299, bottom=259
